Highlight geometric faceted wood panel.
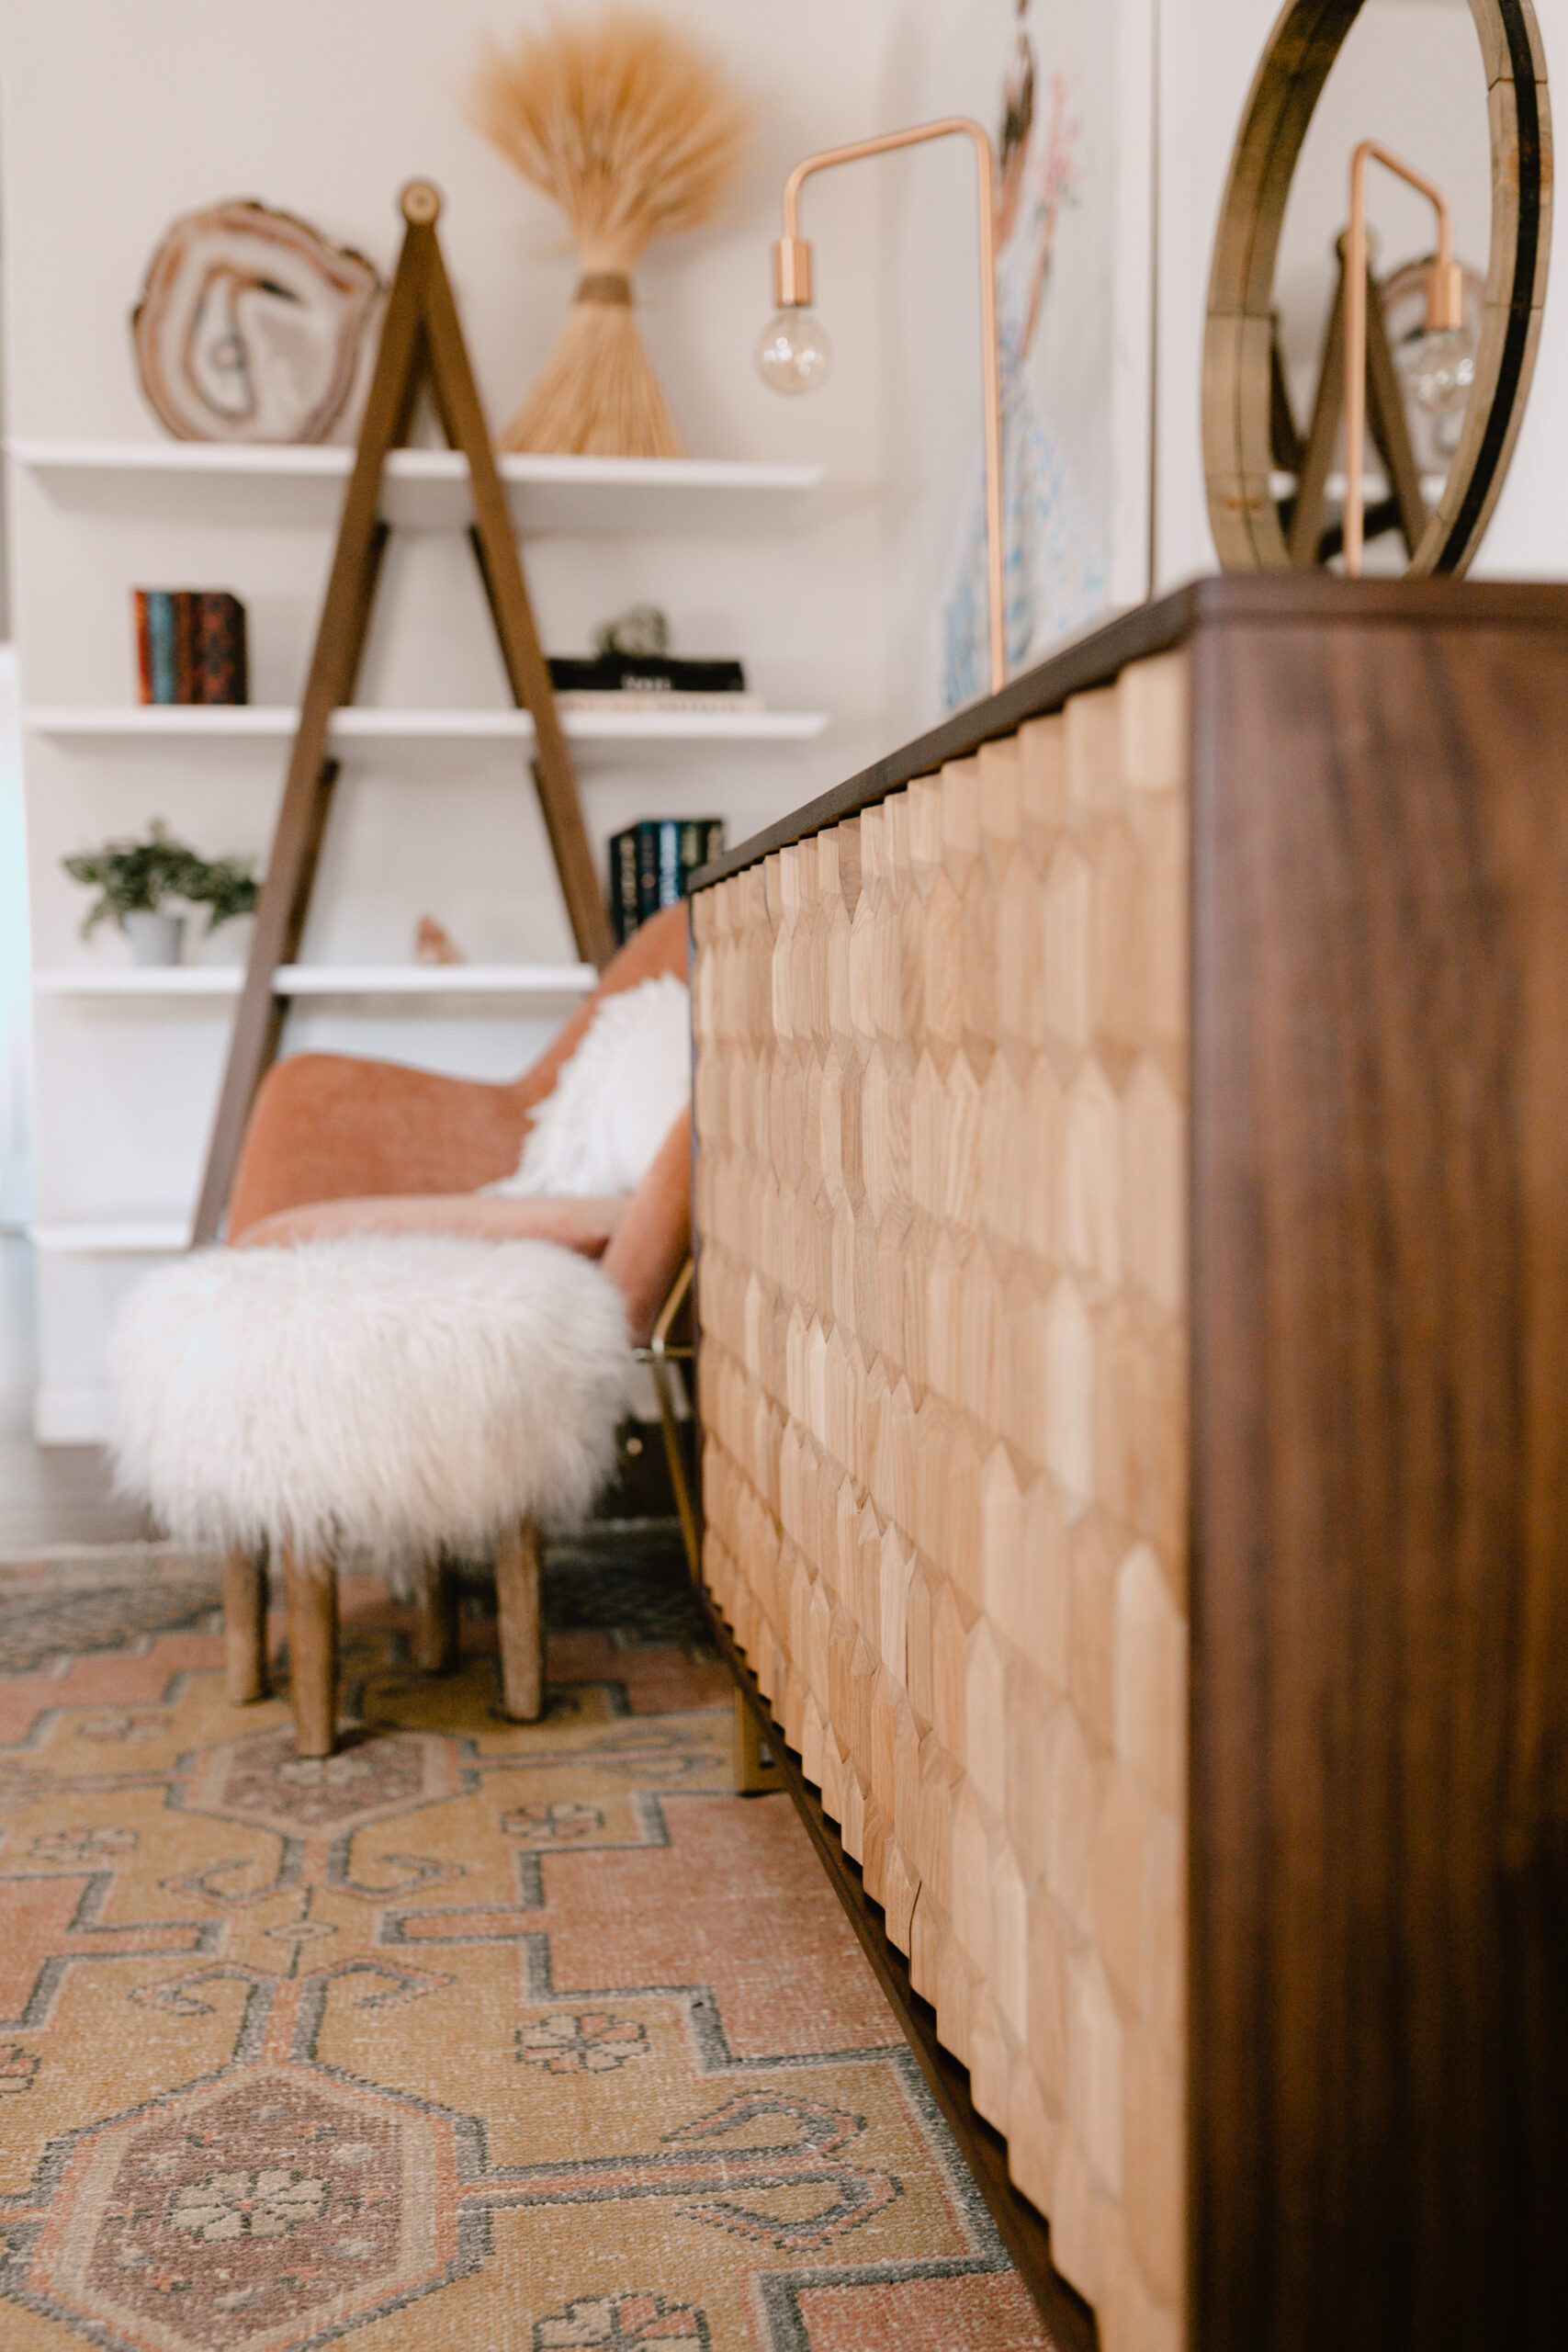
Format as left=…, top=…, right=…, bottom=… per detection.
left=693, top=650, right=1190, bottom=2352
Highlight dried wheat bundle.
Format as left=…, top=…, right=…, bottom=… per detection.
left=467, top=6, right=748, bottom=456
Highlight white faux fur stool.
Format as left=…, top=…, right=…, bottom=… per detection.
left=110, top=1233, right=634, bottom=1756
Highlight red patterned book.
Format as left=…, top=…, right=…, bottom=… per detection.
left=188, top=593, right=248, bottom=705
left=132, top=590, right=153, bottom=704
left=171, top=592, right=197, bottom=703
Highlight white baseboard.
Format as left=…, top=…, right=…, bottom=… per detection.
left=34, top=1384, right=113, bottom=1445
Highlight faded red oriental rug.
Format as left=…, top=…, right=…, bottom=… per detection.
left=0, top=1536, right=1052, bottom=2351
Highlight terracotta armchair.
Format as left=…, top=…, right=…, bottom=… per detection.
left=227, top=901, right=691, bottom=1350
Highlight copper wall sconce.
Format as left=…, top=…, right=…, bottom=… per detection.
left=760, top=119, right=1008, bottom=695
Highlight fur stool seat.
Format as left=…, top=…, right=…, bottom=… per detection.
left=110, top=1234, right=634, bottom=1755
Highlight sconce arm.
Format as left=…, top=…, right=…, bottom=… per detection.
left=780, top=116, right=995, bottom=243
left=773, top=116, right=1006, bottom=695
left=1344, top=139, right=1463, bottom=577
left=1351, top=140, right=1457, bottom=277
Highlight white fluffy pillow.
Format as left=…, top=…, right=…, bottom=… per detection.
left=485, top=972, right=691, bottom=1198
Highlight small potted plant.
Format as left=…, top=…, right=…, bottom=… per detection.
left=182, top=851, right=261, bottom=946
left=62, top=820, right=258, bottom=966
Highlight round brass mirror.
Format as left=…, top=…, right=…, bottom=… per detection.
left=1204, top=0, right=1550, bottom=573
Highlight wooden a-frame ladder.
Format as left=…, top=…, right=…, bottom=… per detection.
left=191, top=179, right=615, bottom=1247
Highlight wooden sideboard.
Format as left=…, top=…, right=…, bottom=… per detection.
left=687, top=576, right=1568, bottom=2352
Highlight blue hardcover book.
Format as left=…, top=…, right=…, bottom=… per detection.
left=144, top=591, right=177, bottom=705
left=657, top=820, right=682, bottom=908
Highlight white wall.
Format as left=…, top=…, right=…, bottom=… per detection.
left=0, top=648, right=31, bottom=1230
left=1, top=0, right=900, bottom=1435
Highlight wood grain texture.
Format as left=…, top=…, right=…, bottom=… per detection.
left=1188, top=609, right=1568, bottom=2350
left=281, top=1544, right=338, bottom=1758
left=414, top=1553, right=460, bottom=1674
left=495, top=1520, right=544, bottom=1720
left=191, top=195, right=609, bottom=1243
left=693, top=651, right=1192, bottom=2352
left=419, top=242, right=613, bottom=969
left=222, top=1546, right=269, bottom=1704
left=694, top=574, right=1568, bottom=2349
left=189, top=207, right=426, bottom=1244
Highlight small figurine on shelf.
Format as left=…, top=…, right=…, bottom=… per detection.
left=62, top=822, right=258, bottom=967
left=596, top=604, right=669, bottom=659
left=549, top=605, right=751, bottom=705
left=414, top=915, right=467, bottom=966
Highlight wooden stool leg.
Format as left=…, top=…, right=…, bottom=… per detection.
left=734, top=1689, right=785, bottom=1796
left=223, top=1545, right=270, bottom=1704
left=494, top=1521, right=544, bottom=1722
left=413, top=1551, right=460, bottom=1674
left=282, top=1542, right=338, bottom=1758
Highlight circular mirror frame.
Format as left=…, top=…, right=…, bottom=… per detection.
left=1203, top=0, right=1551, bottom=573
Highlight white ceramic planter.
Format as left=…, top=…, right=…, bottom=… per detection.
left=123, top=910, right=185, bottom=967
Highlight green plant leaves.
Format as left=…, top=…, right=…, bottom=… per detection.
left=62, top=819, right=259, bottom=936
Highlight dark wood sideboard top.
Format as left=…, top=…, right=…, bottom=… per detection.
left=692, top=573, right=1568, bottom=889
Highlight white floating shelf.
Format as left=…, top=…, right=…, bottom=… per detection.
left=30, top=1221, right=192, bottom=1255
left=7, top=438, right=824, bottom=535
left=34, top=963, right=596, bottom=1000
left=25, top=703, right=829, bottom=750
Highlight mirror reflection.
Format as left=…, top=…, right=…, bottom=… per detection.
left=1269, top=0, right=1491, bottom=571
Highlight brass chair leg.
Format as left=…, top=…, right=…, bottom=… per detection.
left=649, top=1350, right=699, bottom=1584
left=495, top=1520, right=544, bottom=1721
left=223, top=1545, right=270, bottom=1704
left=413, top=1551, right=460, bottom=1674
left=282, top=1542, right=339, bottom=1758
left=733, top=1689, right=784, bottom=1796
left=643, top=1257, right=699, bottom=1583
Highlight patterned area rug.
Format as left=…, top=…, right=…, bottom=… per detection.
left=0, top=1536, right=1051, bottom=2350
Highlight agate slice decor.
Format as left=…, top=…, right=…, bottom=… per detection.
left=131, top=200, right=379, bottom=442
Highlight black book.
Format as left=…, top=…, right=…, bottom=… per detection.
left=606, top=828, right=640, bottom=945
left=635, top=820, right=661, bottom=923
left=548, top=654, right=747, bottom=695
left=607, top=817, right=728, bottom=944
left=678, top=820, right=726, bottom=894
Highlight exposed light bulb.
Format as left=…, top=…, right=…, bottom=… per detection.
left=1400, top=323, right=1475, bottom=416
left=756, top=309, right=831, bottom=394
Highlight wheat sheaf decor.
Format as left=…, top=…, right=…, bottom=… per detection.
left=467, top=6, right=748, bottom=457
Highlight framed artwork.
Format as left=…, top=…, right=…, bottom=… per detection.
left=919, top=0, right=1154, bottom=707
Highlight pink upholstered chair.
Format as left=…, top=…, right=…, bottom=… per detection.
left=214, top=901, right=701, bottom=1744
left=227, top=902, right=692, bottom=1354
